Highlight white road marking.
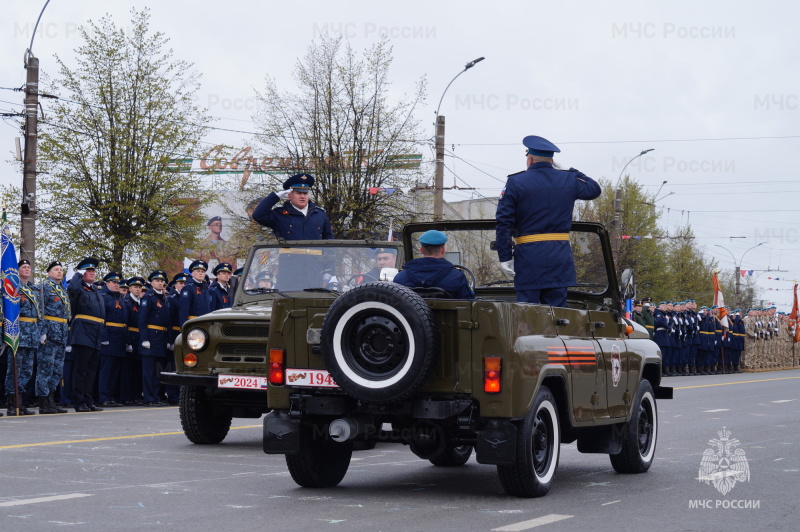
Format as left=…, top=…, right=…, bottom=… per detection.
left=703, top=409, right=730, bottom=412
left=602, top=500, right=621, bottom=505
left=0, top=493, right=92, bottom=507
left=492, top=514, right=573, bottom=531
left=772, top=399, right=795, bottom=403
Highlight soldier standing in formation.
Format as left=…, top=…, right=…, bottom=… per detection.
left=210, top=262, right=234, bottom=310
left=653, top=302, right=671, bottom=376
left=98, top=271, right=128, bottom=407
left=39, top=261, right=70, bottom=413
left=641, top=297, right=655, bottom=339
left=179, top=260, right=211, bottom=326
left=139, top=270, right=171, bottom=406
left=121, top=276, right=145, bottom=406
left=6, top=260, right=40, bottom=415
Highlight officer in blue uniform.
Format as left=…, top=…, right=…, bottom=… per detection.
left=139, top=270, right=171, bottom=406
left=252, top=173, right=334, bottom=240
left=209, top=262, right=234, bottom=310
left=6, top=260, right=41, bottom=415
left=42, top=261, right=73, bottom=408
left=495, top=136, right=602, bottom=307
left=98, top=271, right=128, bottom=407
left=67, top=257, right=106, bottom=412
left=121, top=276, right=145, bottom=405
left=179, top=260, right=211, bottom=326
left=393, top=230, right=474, bottom=299
left=653, top=302, right=671, bottom=377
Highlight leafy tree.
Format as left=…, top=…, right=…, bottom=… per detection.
left=252, top=33, right=427, bottom=239
left=36, top=9, right=213, bottom=272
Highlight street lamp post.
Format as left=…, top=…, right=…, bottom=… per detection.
left=612, top=148, right=654, bottom=268
left=714, top=242, right=766, bottom=308
left=433, top=57, right=484, bottom=221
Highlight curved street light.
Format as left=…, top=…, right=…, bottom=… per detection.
left=714, top=242, right=766, bottom=307
left=616, top=148, right=655, bottom=187
left=612, top=148, right=655, bottom=268
left=435, top=57, right=485, bottom=119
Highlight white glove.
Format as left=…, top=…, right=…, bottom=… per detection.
left=101, top=341, right=110, bottom=346
left=65, top=345, right=72, bottom=353
left=126, top=344, right=133, bottom=353
left=141, top=341, right=151, bottom=349
left=276, top=189, right=290, bottom=200
left=500, top=260, right=515, bottom=277
left=40, top=334, right=47, bottom=344
left=167, top=343, right=174, bottom=350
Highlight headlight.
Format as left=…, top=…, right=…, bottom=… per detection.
left=186, top=328, right=208, bottom=351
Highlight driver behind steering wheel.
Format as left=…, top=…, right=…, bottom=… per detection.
left=393, top=230, right=474, bottom=299
left=357, top=248, right=398, bottom=284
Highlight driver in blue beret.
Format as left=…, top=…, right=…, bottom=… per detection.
left=393, top=230, right=474, bottom=299
left=251, top=173, right=334, bottom=240
left=495, top=135, right=601, bottom=307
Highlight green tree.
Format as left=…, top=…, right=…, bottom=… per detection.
left=37, top=9, right=213, bottom=272
left=663, top=227, right=717, bottom=304
left=252, top=33, right=427, bottom=239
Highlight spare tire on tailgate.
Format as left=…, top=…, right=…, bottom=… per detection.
left=321, top=282, right=440, bottom=403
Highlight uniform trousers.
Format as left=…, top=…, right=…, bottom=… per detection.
left=99, top=355, right=123, bottom=402
left=72, top=345, right=100, bottom=406
left=516, top=287, right=567, bottom=307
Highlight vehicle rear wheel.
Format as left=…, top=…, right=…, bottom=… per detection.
left=429, top=445, right=473, bottom=467
left=179, top=385, right=232, bottom=444
left=286, top=422, right=353, bottom=487
left=497, top=386, right=560, bottom=497
left=610, top=379, right=657, bottom=473
left=321, top=282, right=440, bottom=403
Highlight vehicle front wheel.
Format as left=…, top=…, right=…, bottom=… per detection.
left=610, top=379, right=658, bottom=473
left=497, top=386, right=560, bottom=497
left=179, top=386, right=233, bottom=444
left=429, top=445, right=473, bottom=467
left=286, top=422, right=353, bottom=488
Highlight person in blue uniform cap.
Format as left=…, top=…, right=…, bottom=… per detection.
left=139, top=270, right=172, bottom=406
left=210, top=262, right=234, bottom=310
left=179, top=259, right=211, bottom=325
left=393, top=230, right=474, bottom=299
left=98, top=270, right=128, bottom=407
left=495, top=135, right=602, bottom=307
left=67, top=256, right=106, bottom=412
left=251, top=173, right=334, bottom=240
left=256, top=270, right=274, bottom=289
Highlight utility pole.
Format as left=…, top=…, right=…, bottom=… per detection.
left=734, top=265, right=741, bottom=308
left=433, top=115, right=445, bottom=221
left=612, top=188, right=622, bottom=271
left=21, top=51, right=39, bottom=273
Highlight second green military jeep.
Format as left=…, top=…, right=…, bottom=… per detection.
left=260, top=220, right=672, bottom=498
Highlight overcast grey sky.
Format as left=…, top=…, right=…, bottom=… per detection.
left=2, top=1, right=798, bottom=309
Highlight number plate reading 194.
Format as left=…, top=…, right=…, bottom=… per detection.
left=285, top=368, right=339, bottom=388
left=217, top=375, right=268, bottom=390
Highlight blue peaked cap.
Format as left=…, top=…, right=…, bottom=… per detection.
left=523, top=135, right=561, bottom=157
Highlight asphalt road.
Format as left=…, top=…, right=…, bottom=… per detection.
left=2, top=370, right=799, bottom=532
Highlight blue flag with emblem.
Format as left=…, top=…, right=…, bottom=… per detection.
left=1, top=209, right=20, bottom=354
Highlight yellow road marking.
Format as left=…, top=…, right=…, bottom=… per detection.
left=0, top=425, right=260, bottom=450
left=674, top=375, right=800, bottom=390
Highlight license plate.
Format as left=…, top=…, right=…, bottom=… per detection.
left=217, top=374, right=268, bottom=390
left=285, top=368, right=339, bottom=388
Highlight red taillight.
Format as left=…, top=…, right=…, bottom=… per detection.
left=269, top=348, right=285, bottom=385
left=484, top=356, right=501, bottom=393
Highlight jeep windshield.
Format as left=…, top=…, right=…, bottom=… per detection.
left=242, top=243, right=403, bottom=295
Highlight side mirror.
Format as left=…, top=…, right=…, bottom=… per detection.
left=620, top=268, right=636, bottom=301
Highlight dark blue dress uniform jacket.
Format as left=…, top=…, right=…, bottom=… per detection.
left=251, top=192, right=334, bottom=240
left=653, top=309, right=670, bottom=348
left=179, top=278, right=211, bottom=325
left=100, top=287, right=128, bottom=357
left=67, top=273, right=106, bottom=349
left=168, top=289, right=182, bottom=343
left=138, top=290, right=171, bottom=358
left=42, top=278, right=70, bottom=345
left=495, top=162, right=601, bottom=290
left=209, top=281, right=233, bottom=311
left=393, top=258, right=474, bottom=299
left=125, top=294, right=141, bottom=357
left=18, top=282, right=43, bottom=349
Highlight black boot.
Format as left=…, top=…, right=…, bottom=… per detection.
left=49, top=392, right=68, bottom=413
left=689, top=366, right=697, bottom=376
left=7, top=394, right=35, bottom=416
left=702, top=365, right=710, bottom=375
left=38, top=396, right=57, bottom=414
left=735, top=363, right=742, bottom=373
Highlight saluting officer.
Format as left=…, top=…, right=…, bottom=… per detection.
left=139, top=270, right=171, bottom=407
left=121, top=276, right=145, bottom=405
left=67, top=257, right=106, bottom=412
left=251, top=173, right=334, bottom=240
left=6, top=260, right=41, bottom=415
left=209, top=262, right=234, bottom=310
left=179, top=260, right=211, bottom=325
left=495, top=136, right=601, bottom=306
left=98, top=271, right=128, bottom=407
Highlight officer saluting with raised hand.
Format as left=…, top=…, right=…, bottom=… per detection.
left=179, top=260, right=211, bottom=326
left=139, top=270, right=171, bottom=407
left=495, top=136, right=601, bottom=307
left=67, top=257, right=106, bottom=412
left=251, top=173, right=334, bottom=240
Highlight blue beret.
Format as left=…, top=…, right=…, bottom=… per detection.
left=283, top=173, right=315, bottom=191
left=659, top=301, right=667, bottom=305
left=523, top=135, right=561, bottom=157
left=103, top=271, right=122, bottom=282
left=375, top=247, right=397, bottom=256
left=148, top=270, right=168, bottom=282
left=77, top=256, right=100, bottom=270
left=213, top=262, right=233, bottom=275
left=189, top=259, right=208, bottom=272
left=128, top=276, right=145, bottom=287
left=419, top=230, right=448, bottom=246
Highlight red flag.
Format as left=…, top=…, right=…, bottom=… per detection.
left=790, top=283, right=800, bottom=343
left=712, top=271, right=729, bottom=328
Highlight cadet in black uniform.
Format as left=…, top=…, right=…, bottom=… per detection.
left=139, top=270, right=171, bottom=406
left=179, top=260, right=211, bottom=326
left=98, top=271, right=128, bottom=407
